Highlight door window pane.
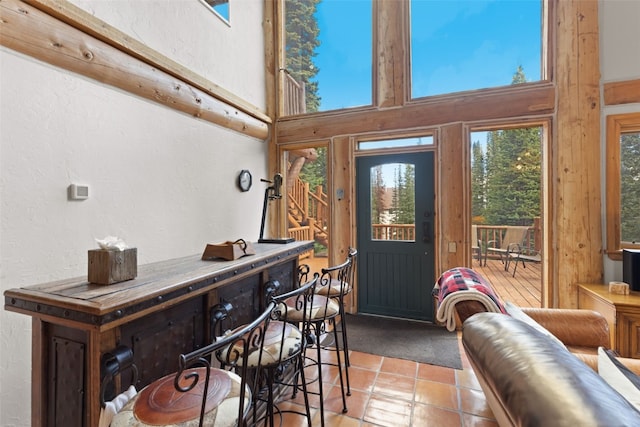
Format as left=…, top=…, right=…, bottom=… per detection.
left=370, top=163, right=416, bottom=241
left=411, top=0, right=543, bottom=99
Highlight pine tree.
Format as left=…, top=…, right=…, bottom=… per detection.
left=372, top=166, right=385, bottom=224
left=471, top=141, right=486, bottom=222
left=397, top=164, right=416, bottom=224
left=483, top=66, right=541, bottom=226
left=300, top=146, right=326, bottom=191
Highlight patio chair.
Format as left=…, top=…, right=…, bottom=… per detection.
left=472, top=225, right=483, bottom=265
left=507, top=249, right=542, bottom=277
left=485, top=226, right=529, bottom=270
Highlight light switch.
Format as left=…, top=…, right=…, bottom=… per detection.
left=448, top=242, right=457, bottom=253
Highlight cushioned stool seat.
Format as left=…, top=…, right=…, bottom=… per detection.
left=314, top=279, right=351, bottom=297
left=112, top=368, right=249, bottom=427
left=110, top=302, right=273, bottom=427
left=221, top=320, right=303, bottom=367
left=283, top=294, right=341, bottom=321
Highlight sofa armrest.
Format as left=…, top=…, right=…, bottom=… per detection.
left=462, top=313, right=640, bottom=427
left=521, top=308, right=610, bottom=349
left=575, top=353, right=640, bottom=376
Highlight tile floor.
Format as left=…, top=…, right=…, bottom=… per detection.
left=275, top=333, right=498, bottom=427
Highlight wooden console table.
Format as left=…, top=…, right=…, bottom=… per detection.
left=578, top=283, right=640, bottom=358
left=4, top=240, right=313, bottom=427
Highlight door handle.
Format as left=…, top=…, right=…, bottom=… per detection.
left=423, top=221, right=431, bottom=243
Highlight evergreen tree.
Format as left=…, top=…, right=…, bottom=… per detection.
left=512, top=65, right=527, bottom=85
left=471, top=141, right=486, bottom=222
left=300, top=146, right=326, bottom=191
left=285, top=0, right=321, bottom=112
left=621, top=132, right=640, bottom=242
left=483, top=66, right=541, bottom=226
left=372, top=166, right=385, bottom=224
left=397, top=164, right=415, bottom=224
left=391, top=166, right=401, bottom=222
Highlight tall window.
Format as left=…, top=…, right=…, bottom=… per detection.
left=284, top=0, right=372, bottom=115
left=410, top=0, right=543, bottom=99
left=199, top=0, right=229, bottom=23
left=606, top=113, right=640, bottom=259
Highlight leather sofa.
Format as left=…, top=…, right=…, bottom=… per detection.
left=462, top=312, right=640, bottom=426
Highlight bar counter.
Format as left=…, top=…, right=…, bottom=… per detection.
left=4, top=240, right=313, bottom=427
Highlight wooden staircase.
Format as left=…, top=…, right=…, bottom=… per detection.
left=287, top=177, right=329, bottom=249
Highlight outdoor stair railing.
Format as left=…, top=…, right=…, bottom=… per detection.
left=287, top=178, right=328, bottom=248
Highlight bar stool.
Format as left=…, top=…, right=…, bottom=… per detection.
left=292, top=265, right=346, bottom=426
left=217, top=275, right=318, bottom=426
left=315, top=248, right=357, bottom=372
left=110, top=302, right=273, bottom=427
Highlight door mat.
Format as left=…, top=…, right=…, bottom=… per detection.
left=338, top=314, right=462, bottom=370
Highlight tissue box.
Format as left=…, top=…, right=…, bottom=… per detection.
left=88, top=248, right=137, bottom=285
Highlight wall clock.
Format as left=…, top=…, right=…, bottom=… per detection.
left=238, top=169, right=252, bottom=192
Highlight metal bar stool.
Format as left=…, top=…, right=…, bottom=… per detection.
left=315, top=248, right=357, bottom=372
left=110, top=302, right=273, bottom=427
left=254, top=276, right=318, bottom=426
left=292, top=264, right=348, bottom=426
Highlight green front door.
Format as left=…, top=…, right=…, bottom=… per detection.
left=356, top=151, right=435, bottom=321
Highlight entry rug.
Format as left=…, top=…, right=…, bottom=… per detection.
left=340, top=314, right=462, bottom=370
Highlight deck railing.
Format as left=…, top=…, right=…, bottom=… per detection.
left=282, top=72, right=306, bottom=116
left=370, top=222, right=540, bottom=258
left=476, top=221, right=541, bottom=256
left=371, top=224, right=415, bottom=241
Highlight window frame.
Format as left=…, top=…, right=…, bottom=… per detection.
left=606, top=112, right=640, bottom=260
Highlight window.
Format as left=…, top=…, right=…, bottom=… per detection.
left=358, top=136, right=433, bottom=151
left=200, top=0, right=230, bottom=23
left=606, top=113, right=640, bottom=259
left=369, top=162, right=416, bottom=242
left=410, top=0, right=544, bottom=99
left=283, top=0, right=372, bottom=115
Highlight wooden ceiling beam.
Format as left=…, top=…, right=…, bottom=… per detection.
left=276, top=84, right=554, bottom=143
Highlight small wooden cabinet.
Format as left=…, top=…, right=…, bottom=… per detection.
left=578, top=283, right=640, bottom=358
left=4, top=241, right=313, bottom=427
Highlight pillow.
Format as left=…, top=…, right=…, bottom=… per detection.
left=503, top=301, right=565, bottom=348
left=598, top=346, right=640, bottom=411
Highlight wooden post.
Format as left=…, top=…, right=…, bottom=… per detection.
left=553, top=0, right=602, bottom=308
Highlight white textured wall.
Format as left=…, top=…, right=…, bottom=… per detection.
left=0, top=2, right=267, bottom=425
left=70, top=0, right=266, bottom=108
left=600, top=0, right=640, bottom=283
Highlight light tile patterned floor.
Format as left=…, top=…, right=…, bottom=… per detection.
left=275, top=333, right=498, bottom=427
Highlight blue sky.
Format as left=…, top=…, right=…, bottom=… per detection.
left=313, top=0, right=542, bottom=111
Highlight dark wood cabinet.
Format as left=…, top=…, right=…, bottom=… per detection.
left=4, top=241, right=312, bottom=427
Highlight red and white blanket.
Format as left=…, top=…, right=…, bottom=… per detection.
left=434, top=267, right=506, bottom=331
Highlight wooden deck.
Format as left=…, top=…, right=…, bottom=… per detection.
left=302, top=254, right=542, bottom=309
left=474, top=258, right=541, bottom=307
